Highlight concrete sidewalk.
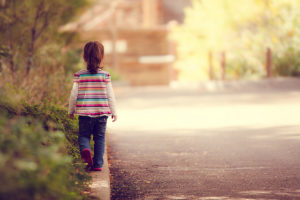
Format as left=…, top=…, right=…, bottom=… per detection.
left=89, top=148, right=111, bottom=200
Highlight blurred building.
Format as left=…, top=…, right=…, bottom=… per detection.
left=62, top=0, right=190, bottom=85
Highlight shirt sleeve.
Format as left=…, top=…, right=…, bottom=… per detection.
left=68, top=82, right=78, bottom=114
left=106, top=81, right=117, bottom=116
left=73, top=73, right=80, bottom=83
left=105, top=72, right=111, bottom=83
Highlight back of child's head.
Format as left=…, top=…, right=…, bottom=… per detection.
left=83, top=41, right=104, bottom=74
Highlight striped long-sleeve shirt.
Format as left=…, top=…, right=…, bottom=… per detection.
left=68, top=69, right=117, bottom=117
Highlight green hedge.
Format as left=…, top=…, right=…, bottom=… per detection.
left=0, top=95, right=92, bottom=200
left=21, top=103, right=81, bottom=161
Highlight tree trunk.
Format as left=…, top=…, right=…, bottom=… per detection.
left=26, top=2, right=49, bottom=75
left=7, top=23, right=15, bottom=73
left=220, top=51, right=226, bottom=80
left=26, top=29, right=35, bottom=75
left=265, top=47, right=272, bottom=78
left=208, top=51, right=214, bottom=80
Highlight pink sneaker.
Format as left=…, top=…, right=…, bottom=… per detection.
left=81, top=148, right=93, bottom=170
left=93, top=167, right=102, bottom=171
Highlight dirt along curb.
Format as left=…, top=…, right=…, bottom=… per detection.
left=89, top=146, right=111, bottom=200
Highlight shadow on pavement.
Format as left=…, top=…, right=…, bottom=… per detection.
left=108, top=125, right=300, bottom=199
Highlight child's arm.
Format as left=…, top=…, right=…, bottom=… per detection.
left=106, top=81, right=117, bottom=122
left=68, top=82, right=78, bottom=119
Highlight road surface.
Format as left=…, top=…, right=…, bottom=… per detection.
left=107, top=79, right=300, bottom=200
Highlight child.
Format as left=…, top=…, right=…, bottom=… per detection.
left=68, top=41, right=117, bottom=171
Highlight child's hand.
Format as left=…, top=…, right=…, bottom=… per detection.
left=69, top=114, right=74, bottom=119
left=112, top=115, right=117, bottom=122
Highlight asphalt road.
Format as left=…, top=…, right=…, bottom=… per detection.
left=107, top=79, right=300, bottom=200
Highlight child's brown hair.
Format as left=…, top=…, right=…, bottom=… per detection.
left=83, top=41, right=104, bottom=74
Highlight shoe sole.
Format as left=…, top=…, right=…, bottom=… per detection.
left=81, top=148, right=93, bottom=169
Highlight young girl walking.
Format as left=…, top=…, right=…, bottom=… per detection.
left=68, top=41, right=117, bottom=171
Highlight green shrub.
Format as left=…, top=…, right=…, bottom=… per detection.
left=273, top=47, right=300, bottom=76
left=0, top=112, right=90, bottom=200
left=226, top=56, right=264, bottom=79
left=0, top=90, right=93, bottom=199
left=0, top=92, right=81, bottom=161
left=21, top=103, right=81, bottom=161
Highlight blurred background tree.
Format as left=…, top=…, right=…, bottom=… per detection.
left=0, top=0, right=90, bottom=105
left=0, top=0, right=86, bottom=74
left=171, top=0, right=300, bottom=80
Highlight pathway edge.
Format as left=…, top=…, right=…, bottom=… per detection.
left=89, top=146, right=111, bottom=200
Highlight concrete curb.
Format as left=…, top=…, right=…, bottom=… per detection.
left=113, top=78, right=300, bottom=93
left=89, top=148, right=111, bottom=200
left=169, top=78, right=300, bottom=91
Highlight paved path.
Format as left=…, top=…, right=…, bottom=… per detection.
left=107, top=79, right=300, bottom=200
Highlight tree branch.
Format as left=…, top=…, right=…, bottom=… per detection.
left=35, top=10, right=49, bottom=39
left=26, top=1, right=45, bottom=75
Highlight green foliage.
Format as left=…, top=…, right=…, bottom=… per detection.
left=0, top=111, right=90, bottom=200
left=0, top=0, right=89, bottom=74
left=0, top=1, right=101, bottom=199
left=0, top=90, right=94, bottom=199
left=171, top=0, right=300, bottom=80
left=226, top=57, right=261, bottom=79
left=273, top=47, right=300, bottom=76
left=0, top=0, right=90, bottom=107
left=19, top=102, right=81, bottom=161
left=63, top=47, right=83, bottom=75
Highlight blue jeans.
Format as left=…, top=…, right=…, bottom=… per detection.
left=78, top=115, right=108, bottom=168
